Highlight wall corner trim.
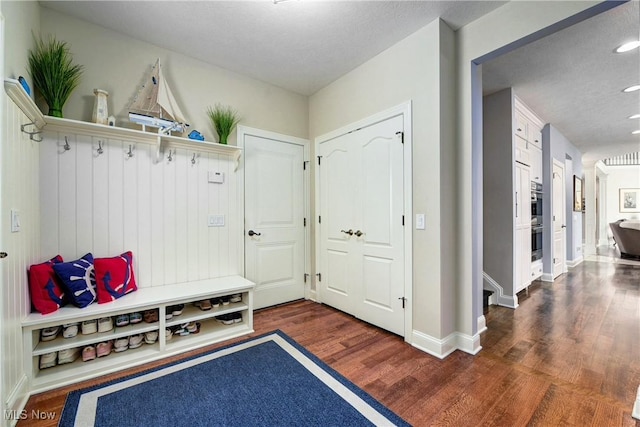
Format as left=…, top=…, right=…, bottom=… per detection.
left=567, top=257, right=583, bottom=268
left=483, top=272, right=519, bottom=309
left=411, top=329, right=482, bottom=359
left=5, top=374, right=29, bottom=421
left=477, top=315, right=487, bottom=335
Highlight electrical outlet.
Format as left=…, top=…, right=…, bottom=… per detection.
left=208, top=214, right=225, bottom=227
left=208, top=171, right=224, bottom=184
left=416, top=214, right=425, bottom=230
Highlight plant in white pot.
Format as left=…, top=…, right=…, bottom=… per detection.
left=28, top=35, right=84, bottom=118
left=207, top=104, right=240, bottom=145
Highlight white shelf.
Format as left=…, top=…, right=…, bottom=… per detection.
left=33, top=322, right=160, bottom=356
left=43, top=116, right=242, bottom=159
left=23, top=276, right=254, bottom=393
left=3, top=78, right=46, bottom=129
left=166, top=301, right=248, bottom=327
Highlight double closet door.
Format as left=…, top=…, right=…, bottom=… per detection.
left=318, top=115, right=405, bottom=336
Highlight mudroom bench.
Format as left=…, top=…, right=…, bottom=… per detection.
left=22, top=275, right=255, bottom=393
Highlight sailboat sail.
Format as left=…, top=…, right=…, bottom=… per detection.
left=129, top=59, right=188, bottom=133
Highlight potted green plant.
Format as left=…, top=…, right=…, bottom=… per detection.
left=28, top=35, right=84, bottom=118
left=207, top=104, right=240, bottom=145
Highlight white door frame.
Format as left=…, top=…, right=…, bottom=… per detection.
left=552, top=158, right=566, bottom=278
left=314, top=101, right=413, bottom=342
left=237, top=126, right=312, bottom=300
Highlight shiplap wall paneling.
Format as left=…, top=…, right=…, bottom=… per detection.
left=3, top=98, right=40, bottom=412
left=39, top=131, right=242, bottom=289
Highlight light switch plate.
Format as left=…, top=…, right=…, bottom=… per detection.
left=208, top=214, right=225, bottom=227
left=11, top=209, right=20, bottom=232
left=416, top=213, right=425, bottom=230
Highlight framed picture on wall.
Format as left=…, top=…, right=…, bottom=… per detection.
left=619, top=188, right=640, bottom=213
left=573, top=175, right=583, bottom=212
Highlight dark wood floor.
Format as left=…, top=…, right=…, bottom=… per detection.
left=18, top=260, right=640, bottom=426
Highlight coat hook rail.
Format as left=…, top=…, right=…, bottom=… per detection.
left=63, top=136, right=71, bottom=151
left=30, top=133, right=43, bottom=142
left=21, top=122, right=38, bottom=134
left=167, top=149, right=175, bottom=162
left=126, top=144, right=134, bottom=159
left=191, top=153, right=200, bottom=165
left=97, top=140, right=104, bottom=155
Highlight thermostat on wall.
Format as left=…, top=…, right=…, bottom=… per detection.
left=208, top=171, right=224, bottom=184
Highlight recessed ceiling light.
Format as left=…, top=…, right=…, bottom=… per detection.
left=616, top=41, right=640, bottom=53
left=630, top=114, right=640, bottom=119
left=623, top=85, right=640, bottom=93
left=633, top=130, right=640, bottom=135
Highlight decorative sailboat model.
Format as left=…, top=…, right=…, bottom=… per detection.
left=128, top=59, right=189, bottom=135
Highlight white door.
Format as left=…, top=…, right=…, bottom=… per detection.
left=319, top=115, right=405, bottom=336
left=244, top=132, right=307, bottom=309
left=552, top=161, right=566, bottom=278
left=514, top=162, right=531, bottom=292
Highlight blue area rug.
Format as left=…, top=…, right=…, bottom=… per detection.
left=60, top=331, right=410, bottom=426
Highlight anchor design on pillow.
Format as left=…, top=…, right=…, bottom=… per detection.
left=102, top=254, right=133, bottom=300
left=44, top=278, right=64, bottom=307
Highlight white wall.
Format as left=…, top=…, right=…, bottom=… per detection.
left=39, top=130, right=241, bottom=288
left=1, top=0, right=42, bottom=418
left=604, top=165, right=640, bottom=223
left=310, top=19, right=458, bottom=352
left=38, top=8, right=308, bottom=142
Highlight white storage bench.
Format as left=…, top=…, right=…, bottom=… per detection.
left=22, top=275, right=255, bottom=393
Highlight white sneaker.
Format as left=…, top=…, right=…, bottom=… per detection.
left=97, top=317, right=113, bottom=333
left=128, top=334, right=144, bottom=349
left=58, top=347, right=80, bottom=364
left=114, top=337, right=129, bottom=352
left=41, top=326, right=60, bottom=341
left=82, top=319, right=98, bottom=335
left=63, top=323, right=79, bottom=339
left=39, top=352, right=57, bottom=369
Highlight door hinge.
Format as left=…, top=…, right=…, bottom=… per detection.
left=316, top=273, right=322, bottom=282
left=399, top=296, right=407, bottom=309
left=396, top=131, right=404, bottom=144
left=318, top=215, right=321, bottom=224
left=303, top=160, right=309, bottom=170
left=304, top=218, right=307, bottom=227
left=317, top=156, right=322, bottom=166
left=304, top=273, right=310, bottom=283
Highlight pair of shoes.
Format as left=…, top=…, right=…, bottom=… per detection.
left=129, top=312, right=143, bottom=324
left=58, top=347, right=80, bottom=364
left=221, top=296, right=230, bottom=306
left=82, top=320, right=98, bottom=335
left=210, top=298, right=221, bottom=308
left=96, top=341, right=113, bottom=357
left=115, top=314, right=129, bottom=327
left=63, top=323, right=79, bottom=339
left=129, top=334, right=144, bottom=349
left=98, top=317, right=113, bottom=333
left=144, top=331, right=158, bottom=344
left=186, top=322, right=198, bottom=333
left=165, top=328, right=173, bottom=341
left=230, top=293, right=242, bottom=303
left=215, top=312, right=242, bottom=325
left=166, top=304, right=184, bottom=318
left=170, top=324, right=190, bottom=336
left=114, top=337, right=129, bottom=352
left=39, top=352, right=57, bottom=369
left=144, top=309, right=159, bottom=323
left=82, top=345, right=96, bottom=362
left=195, top=300, right=212, bottom=311
left=41, top=326, right=61, bottom=341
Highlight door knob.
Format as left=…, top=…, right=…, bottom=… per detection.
left=561, top=224, right=567, bottom=228
left=248, top=230, right=261, bottom=236
left=354, top=230, right=363, bottom=237
left=340, top=229, right=354, bottom=236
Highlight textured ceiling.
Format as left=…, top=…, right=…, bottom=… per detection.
left=40, top=1, right=639, bottom=162
left=40, top=0, right=505, bottom=96
left=482, top=1, right=640, bottom=163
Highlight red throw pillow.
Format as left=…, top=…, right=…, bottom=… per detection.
left=94, top=251, right=138, bottom=304
left=28, top=255, right=66, bottom=314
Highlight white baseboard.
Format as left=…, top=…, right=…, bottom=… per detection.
left=483, top=272, right=519, bottom=309
left=541, top=273, right=554, bottom=282
left=4, top=374, right=29, bottom=426
left=477, top=315, right=487, bottom=335
left=567, top=257, right=583, bottom=268
left=633, top=384, right=640, bottom=420
left=411, top=329, right=482, bottom=359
